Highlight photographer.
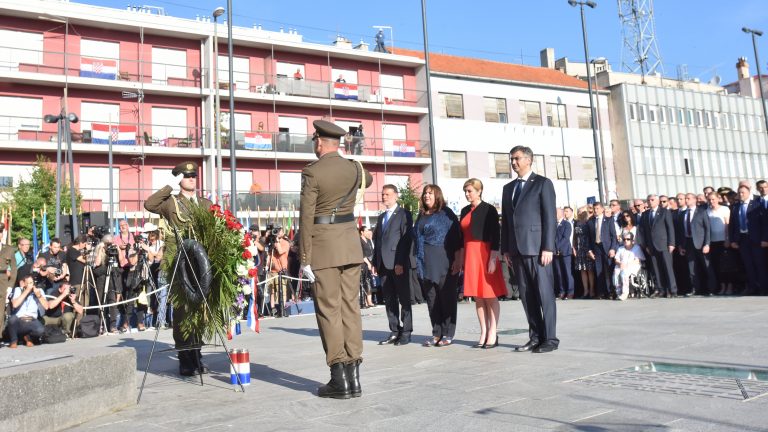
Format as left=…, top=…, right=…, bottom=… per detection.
left=113, top=220, right=135, bottom=269
left=44, top=281, right=83, bottom=337
left=93, top=234, right=121, bottom=333
left=66, top=235, right=90, bottom=306
left=6, top=274, right=49, bottom=348
left=118, top=249, right=148, bottom=332
left=31, top=257, right=52, bottom=292
left=265, top=225, right=290, bottom=316
left=39, top=238, right=69, bottom=290
left=141, top=223, right=166, bottom=328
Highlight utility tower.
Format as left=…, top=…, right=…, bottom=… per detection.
left=618, top=0, right=664, bottom=81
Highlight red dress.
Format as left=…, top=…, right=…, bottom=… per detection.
left=461, top=206, right=507, bottom=298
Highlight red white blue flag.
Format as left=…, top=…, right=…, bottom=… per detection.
left=80, top=57, right=117, bottom=80
left=91, top=123, right=137, bottom=145
left=247, top=278, right=260, bottom=333
left=334, top=82, right=359, bottom=100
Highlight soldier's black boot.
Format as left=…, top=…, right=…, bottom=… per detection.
left=318, top=363, right=351, bottom=399
left=345, top=360, right=361, bottom=398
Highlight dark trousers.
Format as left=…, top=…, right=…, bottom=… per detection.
left=684, top=238, right=716, bottom=295
left=6, top=316, right=44, bottom=343
left=737, top=234, right=766, bottom=295
left=593, top=247, right=613, bottom=298
left=673, top=250, right=691, bottom=295
left=421, top=274, right=458, bottom=339
left=172, top=306, right=203, bottom=372
left=553, top=255, right=574, bottom=296
left=512, top=255, right=558, bottom=346
left=648, top=247, right=677, bottom=295
left=380, top=268, right=413, bottom=335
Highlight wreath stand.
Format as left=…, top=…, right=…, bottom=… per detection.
left=137, top=224, right=245, bottom=404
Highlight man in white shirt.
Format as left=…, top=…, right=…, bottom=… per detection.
left=6, top=274, right=49, bottom=348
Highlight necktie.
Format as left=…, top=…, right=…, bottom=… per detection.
left=382, top=210, right=391, bottom=230
left=686, top=209, right=693, bottom=237
left=650, top=210, right=655, bottom=224
left=740, top=204, right=748, bottom=231
left=511, top=179, right=523, bottom=208
left=595, top=217, right=602, bottom=243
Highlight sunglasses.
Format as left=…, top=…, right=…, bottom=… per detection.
left=183, top=173, right=197, bottom=179
left=660, top=200, right=667, bottom=204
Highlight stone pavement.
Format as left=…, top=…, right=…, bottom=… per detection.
left=18, top=297, right=768, bottom=431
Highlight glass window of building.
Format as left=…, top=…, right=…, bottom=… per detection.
left=438, top=93, right=464, bottom=119
left=443, top=151, right=468, bottom=178
left=0, top=96, right=43, bottom=140
left=695, top=110, right=703, bottom=127
left=648, top=106, right=657, bottom=123
left=687, top=109, right=695, bottom=126
left=490, top=153, right=511, bottom=178
left=658, top=106, right=666, bottom=123
left=554, top=156, right=572, bottom=180
left=628, top=103, right=637, bottom=121
left=704, top=111, right=712, bottom=128
left=667, top=107, right=675, bottom=125
left=484, top=97, right=508, bottom=123
left=756, top=116, right=762, bottom=132
left=677, top=108, right=685, bottom=124
left=731, top=113, right=739, bottom=130
left=80, top=167, right=119, bottom=212
left=80, top=102, right=120, bottom=131
left=380, top=73, right=404, bottom=100
left=533, top=154, right=546, bottom=175
left=639, top=105, right=647, bottom=121
left=713, top=113, right=721, bottom=129
left=332, top=68, right=358, bottom=84
left=582, top=157, right=597, bottom=180
left=152, top=47, right=187, bottom=85
left=0, top=30, right=43, bottom=71
left=577, top=107, right=592, bottom=129
left=218, top=55, right=250, bottom=90
left=546, top=103, right=566, bottom=127
left=276, top=61, right=304, bottom=78
left=520, top=100, right=542, bottom=125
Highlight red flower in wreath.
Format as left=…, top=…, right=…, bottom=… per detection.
left=223, top=210, right=233, bottom=218
left=233, top=222, right=243, bottom=231
left=248, top=267, right=258, bottom=278
left=209, top=204, right=221, bottom=213
left=242, top=250, right=252, bottom=259
left=242, top=236, right=252, bottom=247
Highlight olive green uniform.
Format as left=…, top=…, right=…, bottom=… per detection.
left=0, top=243, right=18, bottom=335
left=300, top=152, right=372, bottom=366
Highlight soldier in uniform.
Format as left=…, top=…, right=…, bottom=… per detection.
left=300, top=120, right=372, bottom=399
left=144, top=161, right=212, bottom=377
left=0, top=223, right=19, bottom=337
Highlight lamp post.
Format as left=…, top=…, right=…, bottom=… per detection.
left=591, top=57, right=610, bottom=200
left=421, top=0, right=438, bottom=183
left=44, top=112, right=79, bottom=242
left=213, top=7, right=225, bottom=203
left=743, top=27, right=768, bottom=136
left=44, top=113, right=64, bottom=238
left=569, top=0, right=605, bottom=203
left=555, top=97, right=570, bottom=205
left=226, top=0, right=237, bottom=213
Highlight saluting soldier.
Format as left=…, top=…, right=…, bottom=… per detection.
left=144, top=161, right=212, bottom=377
left=300, top=120, right=372, bottom=399
left=0, top=223, right=19, bottom=337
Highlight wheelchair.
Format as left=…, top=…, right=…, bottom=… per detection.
left=628, top=261, right=656, bottom=298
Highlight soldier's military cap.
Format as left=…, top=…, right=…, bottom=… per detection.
left=172, top=161, right=198, bottom=177
left=312, top=120, right=346, bottom=139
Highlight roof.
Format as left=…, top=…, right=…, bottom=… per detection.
left=391, top=48, right=590, bottom=90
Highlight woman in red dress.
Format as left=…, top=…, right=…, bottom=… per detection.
left=460, top=179, right=507, bottom=349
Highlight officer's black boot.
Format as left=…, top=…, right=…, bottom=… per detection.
left=345, top=360, right=362, bottom=398
left=318, top=363, right=351, bottom=399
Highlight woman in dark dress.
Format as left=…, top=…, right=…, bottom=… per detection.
left=574, top=207, right=596, bottom=298
left=414, top=184, right=463, bottom=347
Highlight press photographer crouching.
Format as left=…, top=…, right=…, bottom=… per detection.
left=6, top=274, right=49, bottom=348
left=44, top=281, right=83, bottom=337
left=93, top=234, right=122, bottom=333
left=265, top=224, right=290, bottom=317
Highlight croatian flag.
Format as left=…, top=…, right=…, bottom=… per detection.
left=247, top=279, right=260, bottom=333
left=91, top=123, right=137, bottom=145
left=243, top=132, right=272, bottom=150
left=334, top=82, right=359, bottom=100
left=80, top=57, right=117, bottom=80
left=392, top=140, right=416, bottom=157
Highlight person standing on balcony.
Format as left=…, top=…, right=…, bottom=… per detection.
left=351, top=125, right=364, bottom=155
left=293, top=69, right=303, bottom=80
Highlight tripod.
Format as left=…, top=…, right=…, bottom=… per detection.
left=73, top=262, right=108, bottom=336
left=138, top=224, right=245, bottom=403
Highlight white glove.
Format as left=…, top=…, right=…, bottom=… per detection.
left=173, top=173, right=184, bottom=184
left=302, top=264, right=316, bottom=283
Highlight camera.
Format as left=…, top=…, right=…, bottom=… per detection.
left=69, top=285, right=77, bottom=295
left=105, top=244, right=120, bottom=260
left=53, top=268, right=63, bottom=277
left=265, top=224, right=281, bottom=248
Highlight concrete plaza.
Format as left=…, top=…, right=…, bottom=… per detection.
left=7, top=296, right=768, bottom=431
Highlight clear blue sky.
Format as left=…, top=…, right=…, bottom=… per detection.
left=76, top=0, right=768, bottom=84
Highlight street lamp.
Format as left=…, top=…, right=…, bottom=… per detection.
left=226, top=0, right=237, bottom=214
left=742, top=27, right=768, bottom=136
left=555, top=97, right=570, bottom=205
left=44, top=111, right=79, bottom=242
left=591, top=57, right=610, bottom=200
left=569, top=0, right=605, bottom=203
left=421, top=0, right=438, bottom=183
left=213, top=6, right=225, bottom=203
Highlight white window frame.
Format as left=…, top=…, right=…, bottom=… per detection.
left=152, top=47, right=187, bottom=85
left=380, top=73, right=404, bottom=100
left=218, top=55, right=250, bottom=90
left=151, top=107, right=187, bottom=141
left=80, top=102, right=121, bottom=131
left=0, top=30, right=43, bottom=71
left=80, top=166, right=120, bottom=212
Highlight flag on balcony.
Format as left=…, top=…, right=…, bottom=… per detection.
left=243, top=132, right=272, bottom=150
left=80, top=57, right=117, bottom=80
left=333, top=82, right=359, bottom=100
left=392, top=140, right=416, bottom=157
left=92, top=124, right=137, bottom=145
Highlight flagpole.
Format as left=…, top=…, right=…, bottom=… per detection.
left=108, top=114, right=114, bottom=230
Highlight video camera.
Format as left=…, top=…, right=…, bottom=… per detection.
left=265, top=223, right=281, bottom=248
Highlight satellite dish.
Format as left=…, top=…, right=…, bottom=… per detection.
left=709, top=75, right=722, bottom=86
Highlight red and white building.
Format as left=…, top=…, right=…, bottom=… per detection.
left=0, top=0, right=430, bottom=221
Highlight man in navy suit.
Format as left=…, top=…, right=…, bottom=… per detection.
left=501, top=145, right=558, bottom=353
left=372, top=184, right=415, bottom=345
left=729, top=185, right=768, bottom=295
left=587, top=202, right=619, bottom=299
left=554, top=208, right=574, bottom=300
left=637, top=194, right=677, bottom=297
left=678, top=193, right=716, bottom=296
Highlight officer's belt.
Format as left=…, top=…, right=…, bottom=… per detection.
left=314, top=213, right=354, bottom=224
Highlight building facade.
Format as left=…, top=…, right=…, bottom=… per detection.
left=0, top=0, right=431, bottom=223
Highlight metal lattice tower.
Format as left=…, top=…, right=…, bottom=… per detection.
left=618, top=0, right=664, bottom=79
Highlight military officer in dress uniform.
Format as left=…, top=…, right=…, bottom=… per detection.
left=144, top=161, right=212, bottom=377
left=0, top=223, right=19, bottom=337
left=300, top=120, right=372, bottom=399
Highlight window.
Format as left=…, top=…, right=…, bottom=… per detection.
left=677, top=108, right=685, bottom=124
left=80, top=39, right=120, bottom=79
left=519, top=101, right=542, bottom=125
left=746, top=115, right=754, bottom=131
left=658, top=106, right=666, bottom=123
left=695, top=110, right=703, bottom=127
left=639, top=105, right=647, bottom=121
left=0, top=30, right=43, bottom=71
left=152, top=47, right=186, bottom=84
left=153, top=167, right=180, bottom=193
left=277, top=115, right=307, bottom=136
left=582, top=157, right=598, bottom=180
left=721, top=112, right=729, bottom=129
left=553, top=156, right=571, bottom=180
left=0, top=96, right=42, bottom=140
left=380, top=74, right=404, bottom=100
left=80, top=167, right=120, bottom=212
left=533, top=154, right=546, bottom=175
left=0, top=176, right=12, bottom=188
left=490, top=153, right=511, bottom=178
left=683, top=158, right=691, bottom=175
left=438, top=93, right=464, bottom=119
left=648, top=106, right=657, bottom=123
left=667, top=107, right=675, bottom=125
left=704, top=111, right=712, bottom=128
left=279, top=172, right=302, bottom=192
left=713, top=113, right=721, bottom=129
left=731, top=113, right=739, bottom=130
left=151, top=107, right=187, bottom=141
left=756, top=116, right=762, bottom=132
left=80, top=102, right=120, bottom=131
left=741, top=114, right=748, bottom=131
left=382, top=123, right=407, bottom=155
left=332, top=68, right=358, bottom=84
left=334, top=120, right=361, bottom=148
left=218, top=55, right=250, bottom=90
left=628, top=103, right=637, bottom=121
left=384, top=175, right=409, bottom=189
left=443, top=151, right=468, bottom=178
left=276, top=61, right=304, bottom=78
left=577, top=106, right=592, bottom=129
left=484, top=97, right=508, bottom=123
left=223, top=170, right=253, bottom=194
left=687, top=109, right=694, bottom=126
left=546, top=103, right=566, bottom=127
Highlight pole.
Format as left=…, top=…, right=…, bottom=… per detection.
left=750, top=33, right=768, bottom=136
left=64, top=118, right=78, bottom=241
left=226, top=0, right=237, bottom=213
left=592, top=66, right=609, bottom=200
left=214, top=16, right=223, bottom=203
left=421, top=0, right=438, bottom=183
left=578, top=3, right=605, bottom=203
left=556, top=99, right=570, bottom=205
left=109, top=118, right=114, bottom=229
left=55, top=120, right=63, bottom=238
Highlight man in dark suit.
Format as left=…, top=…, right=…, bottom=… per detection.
left=729, top=185, right=768, bottom=296
left=372, top=184, right=414, bottom=346
left=553, top=208, right=574, bottom=300
left=637, top=194, right=677, bottom=297
left=677, top=192, right=716, bottom=296
left=587, top=202, right=619, bottom=299
left=501, top=145, right=558, bottom=353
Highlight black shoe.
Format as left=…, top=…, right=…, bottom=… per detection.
left=179, top=368, right=196, bottom=377
left=483, top=336, right=499, bottom=349
left=515, top=340, right=539, bottom=352
left=345, top=360, right=362, bottom=398
left=318, top=363, right=351, bottom=399
left=394, top=334, right=411, bottom=346
left=472, top=338, right=487, bottom=349
left=379, top=334, right=399, bottom=345
left=532, top=342, right=558, bottom=353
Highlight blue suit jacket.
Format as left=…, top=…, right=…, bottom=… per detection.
left=587, top=215, right=618, bottom=255
left=500, top=173, right=556, bottom=257
left=372, top=206, right=414, bottom=271
left=729, top=199, right=768, bottom=244
left=555, top=219, right=572, bottom=256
